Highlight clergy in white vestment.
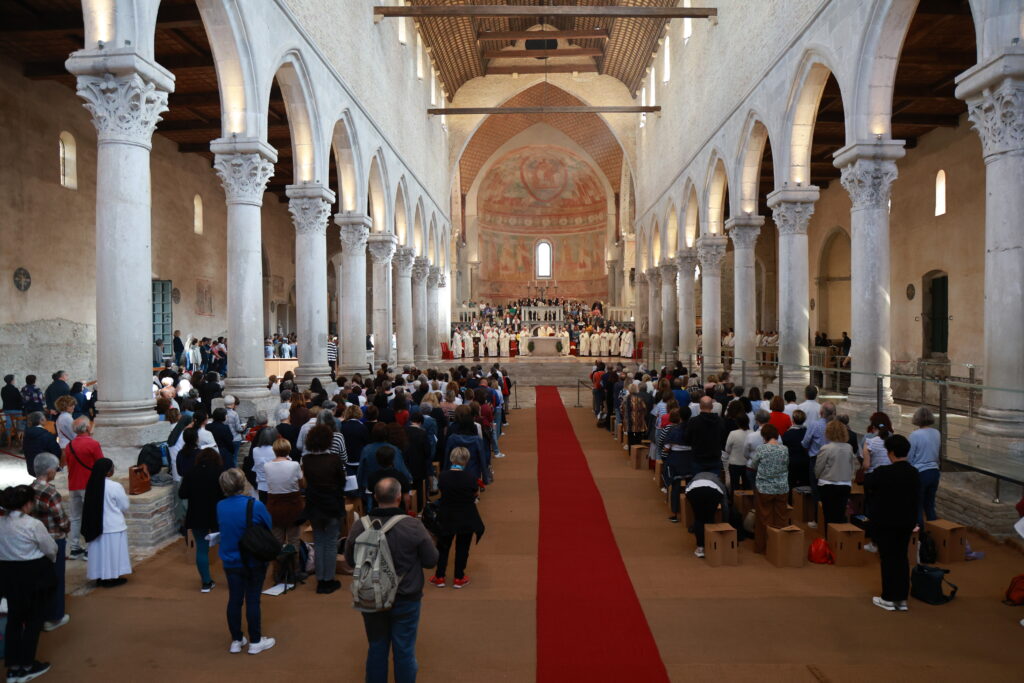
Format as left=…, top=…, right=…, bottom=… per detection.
left=451, top=330, right=463, bottom=359
left=609, top=328, right=620, bottom=356
left=499, top=329, right=510, bottom=356
left=558, top=327, right=571, bottom=356
left=460, top=330, right=473, bottom=358
left=486, top=328, right=499, bottom=357
left=620, top=328, right=634, bottom=358
left=518, top=330, right=530, bottom=356
left=579, top=330, right=591, bottom=356
left=598, top=330, right=611, bottom=356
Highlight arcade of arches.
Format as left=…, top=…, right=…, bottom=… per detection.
left=1, top=0, right=1023, bottom=680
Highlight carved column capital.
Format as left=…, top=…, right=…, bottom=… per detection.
left=838, top=157, right=899, bottom=211
left=287, top=199, right=331, bottom=237
left=437, top=272, right=448, bottom=288
left=214, top=152, right=275, bottom=206
left=635, top=271, right=648, bottom=286
left=339, top=220, right=370, bottom=252
left=394, top=247, right=416, bottom=277
left=76, top=72, right=168, bottom=148
left=367, top=234, right=398, bottom=265
left=427, top=266, right=441, bottom=289
left=412, top=256, right=430, bottom=285
left=659, top=261, right=678, bottom=280
left=646, top=267, right=662, bottom=289
left=725, top=215, right=764, bottom=250
left=697, top=235, right=728, bottom=276
left=956, top=53, right=1024, bottom=160
left=771, top=201, right=815, bottom=236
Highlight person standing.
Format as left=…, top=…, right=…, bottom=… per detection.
left=907, top=406, right=941, bottom=526
left=65, top=417, right=103, bottom=561
left=814, top=419, right=860, bottom=536
left=684, top=397, right=725, bottom=476
left=344, top=478, right=439, bottom=683
left=22, top=412, right=61, bottom=479
left=301, top=425, right=346, bottom=594
left=42, top=372, right=69, bottom=419
left=81, top=458, right=132, bottom=587
left=429, top=447, right=485, bottom=589
left=2, top=374, right=23, bottom=441
left=216, top=468, right=276, bottom=655
left=178, top=447, right=225, bottom=593
left=750, top=424, right=790, bottom=554
left=866, top=435, right=920, bottom=612
left=29, top=453, right=70, bottom=633
left=0, top=484, right=58, bottom=682
left=20, top=375, right=44, bottom=417
left=173, top=330, right=185, bottom=368
left=264, top=438, right=305, bottom=584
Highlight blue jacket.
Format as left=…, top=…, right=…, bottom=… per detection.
left=356, top=442, right=413, bottom=492
left=216, top=495, right=272, bottom=569
left=445, top=432, right=490, bottom=484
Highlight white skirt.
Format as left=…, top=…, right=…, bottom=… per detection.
left=87, top=530, right=133, bottom=580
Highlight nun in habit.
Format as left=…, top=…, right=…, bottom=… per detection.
left=82, top=458, right=133, bottom=587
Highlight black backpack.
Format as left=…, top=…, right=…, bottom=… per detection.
left=137, top=442, right=167, bottom=475
left=239, top=497, right=282, bottom=563
left=911, top=564, right=958, bottom=605
left=918, top=530, right=938, bottom=564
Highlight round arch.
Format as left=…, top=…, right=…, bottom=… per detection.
left=330, top=112, right=361, bottom=213
left=683, top=182, right=700, bottom=248
left=783, top=48, right=850, bottom=186
left=665, top=204, right=680, bottom=259
left=367, top=153, right=389, bottom=233
left=268, top=51, right=322, bottom=184
left=702, top=156, right=730, bottom=236
left=394, top=179, right=409, bottom=245
left=736, top=114, right=776, bottom=213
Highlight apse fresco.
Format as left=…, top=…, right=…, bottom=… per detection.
left=478, top=145, right=609, bottom=301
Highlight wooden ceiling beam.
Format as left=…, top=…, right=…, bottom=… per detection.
left=483, top=48, right=603, bottom=59
left=484, top=64, right=598, bottom=76
left=816, top=111, right=959, bottom=127
left=428, top=105, right=659, bottom=115
left=477, top=29, right=609, bottom=42
left=374, top=5, right=717, bottom=19
left=0, top=4, right=201, bottom=34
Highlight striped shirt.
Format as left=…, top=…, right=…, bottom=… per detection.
left=327, top=341, right=338, bottom=362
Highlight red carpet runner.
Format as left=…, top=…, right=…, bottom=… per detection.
left=534, top=386, right=669, bottom=682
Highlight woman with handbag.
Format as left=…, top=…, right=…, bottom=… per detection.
left=0, top=484, right=58, bottom=682
left=81, top=458, right=132, bottom=587
left=429, top=447, right=485, bottom=589
left=178, top=447, right=224, bottom=593
left=264, top=438, right=305, bottom=584
left=215, top=468, right=276, bottom=654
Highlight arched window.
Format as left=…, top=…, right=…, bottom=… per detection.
left=59, top=131, right=77, bottom=189
left=682, top=0, right=693, bottom=44
left=662, top=36, right=671, bottom=82
left=536, top=240, right=552, bottom=279
left=398, top=14, right=407, bottom=44
left=430, top=70, right=437, bottom=105
left=935, top=169, right=946, bottom=216
left=416, top=34, right=424, bottom=79
left=193, top=194, right=204, bottom=235
left=649, top=68, right=657, bottom=107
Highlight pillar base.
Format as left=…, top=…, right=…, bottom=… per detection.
left=92, top=421, right=174, bottom=472
left=294, top=364, right=333, bottom=390
left=94, top=398, right=159, bottom=428
left=846, top=383, right=895, bottom=412
left=414, top=354, right=429, bottom=366
left=779, top=367, right=811, bottom=395
left=958, top=429, right=1024, bottom=473
left=224, top=377, right=272, bottom=419
left=972, top=406, right=1024, bottom=440
left=339, top=363, right=370, bottom=377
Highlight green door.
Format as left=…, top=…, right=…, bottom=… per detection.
left=930, top=275, right=948, bottom=355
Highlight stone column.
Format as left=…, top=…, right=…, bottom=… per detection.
left=659, top=261, right=678, bottom=362
left=69, top=61, right=170, bottom=427
left=211, top=141, right=277, bottom=409
left=367, top=234, right=397, bottom=366
left=835, top=142, right=904, bottom=408
left=675, top=248, right=699, bottom=366
left=427, top=266, right=441, bottom=361
left=606, top=259, right=619, bottom=307
left=438, top=270, right=450, bottom=353
left=646, top=267, right=662, bottom=367
left=287, top=183, right=335, bottom=387
left=336, top=214, right=371, bottom=374
left=467, top=260, right=480, bottom=302
left=957, top=54, right=1024, bottom=440
left=767, top=187, right=819, bottom=390
left=726, top=215, right=765, bottom=369
left=697, top=235, right=728, bottom=373
left=635, top=271, right=649, bottom=347
left=393, top=247, right=416, bottom=365
left=412, top=257, right=430, bottom=364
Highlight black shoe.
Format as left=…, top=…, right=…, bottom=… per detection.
left=329, top=579, right=342, bottom=590
left=315, top=581, right=328, bottom=594
left=19, top=661, right=51, bottom=682
left=98, top=578, right=128, bottom=588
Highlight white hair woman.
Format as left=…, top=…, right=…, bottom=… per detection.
left=29, top=452, right=70, bottom=631
left=428, top=447, right=485, bottom=590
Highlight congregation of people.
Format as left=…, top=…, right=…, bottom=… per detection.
left=592, top=361, right=943, bottom=612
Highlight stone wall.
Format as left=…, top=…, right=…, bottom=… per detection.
left=936, top=472, right=1022, bottom=539
left=123, top=482, right=179, bottom=552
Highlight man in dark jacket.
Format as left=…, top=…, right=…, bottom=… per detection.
left=865, top=434, right=920, bottom=612
left=22, top=411, right=61, bottom=477
left=43, top=371, right=70, bottom=418
left=684, top=396, right=724, bottom=476
left=404, top=413, right=431, bottom=511
left=206, top=408, right=236, bottom=469
left=344, top=478, right=438, bottom=683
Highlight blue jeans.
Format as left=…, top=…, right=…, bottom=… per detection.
left=3, top=408, right=22, bottom=436
left=918, top=468, right=940, bottom=525
left=46, top=538, right=66, bottom=622
left=312, top=518, right=341, bottom=581
left=362, top=599, right=422, bottom=683
left=225, top=563, right=267, bottom=642
left=193, top=528, right=212, bottom=584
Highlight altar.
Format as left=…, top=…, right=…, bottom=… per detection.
left=529, top=336, right=562, bottom=357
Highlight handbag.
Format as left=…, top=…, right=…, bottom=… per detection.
left=239, top=497, right=282, bottom=563
left=808, top=538, right=834, bottom=564
left=421, top=500, right=442, bottom=536
left=128, top=464, right=152, bottom=495
left=911, top=564, right=958, bottom=605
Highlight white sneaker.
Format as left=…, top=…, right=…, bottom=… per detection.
left=494, top=452, right=506, bottom=459
left=43, top=614, right=70, bottom=632
left=872, top=597, right=897, bottom=611
left=864, top=542, right=878, bottom=553
left=248, top=637, right=276, bottom=655
left=660, top=487, right=668, bottom=494
left=807, top=521, right=818, bottom=529
left=895, top=601, right=909, bottom=612
left=229, top=637, right=248, bottom=654
left=694, top=547, right=705, bottom=558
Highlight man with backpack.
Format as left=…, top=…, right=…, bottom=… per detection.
left=344, top=477, right=438, bottom=683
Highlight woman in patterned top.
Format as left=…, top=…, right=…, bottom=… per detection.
left=749, top=424, right=790, bottom=554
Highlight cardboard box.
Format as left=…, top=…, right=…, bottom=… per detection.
left=848, top=483, right=865, bottom=515
left=766, top=525, right=805, bottom=568
left=790, top=489, right=816, bottom=525
left=614, top=421, right=623, bottom=442
left=704, top=523, right=738, bottom=567
left=732, top=490, right=755, bottom=518
left=630, top=445, right=648, bottom=470
left=925, top=519, right=967, bottom=563
left=828, top=523, right=866, bottom=566
left=654, top=460, right=663, bottom=489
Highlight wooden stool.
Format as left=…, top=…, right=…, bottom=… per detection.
left=629, top=445, right=648, bottom=470
left=653, top=460, right=663, bottom=490
left=827, top=523, right=866, bottom=566
left=732, top=490, right=755, bottom=519
left=925, top=519, right=967, bottom=563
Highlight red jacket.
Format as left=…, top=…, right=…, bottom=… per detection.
left=66, top=435, right=104, bottom=491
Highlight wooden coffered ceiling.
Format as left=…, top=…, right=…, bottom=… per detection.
left=410, top=0, right=682, bottom=98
